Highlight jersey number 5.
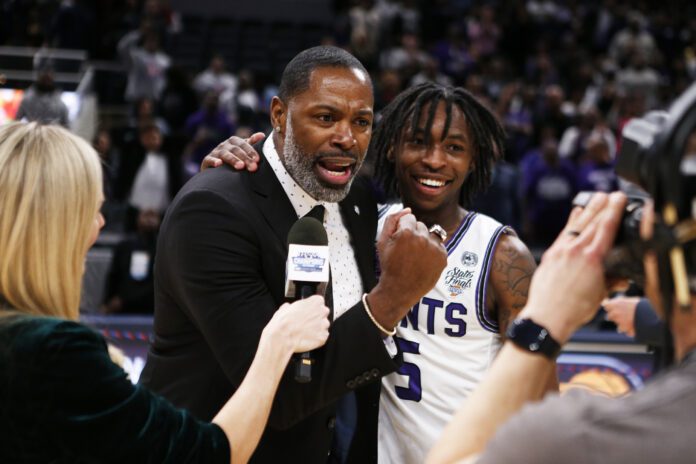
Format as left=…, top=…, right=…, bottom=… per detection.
left=395, top=337, right=421, bottom=402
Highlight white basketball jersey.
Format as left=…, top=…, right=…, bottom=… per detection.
left=376, top=203, right=508, bottom=464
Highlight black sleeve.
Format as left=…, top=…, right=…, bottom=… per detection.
left=35, top=320, right=230, bottom=463
left=164, top=189, right=399, bottom=429
left=633, top=298, right=665, bottom=346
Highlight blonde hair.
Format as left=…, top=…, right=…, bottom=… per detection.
left=0, top=122, right=102, bottom=320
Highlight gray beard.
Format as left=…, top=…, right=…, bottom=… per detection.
left=282, top=126, right=363, bottom=203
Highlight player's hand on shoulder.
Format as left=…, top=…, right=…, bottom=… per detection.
left=200, top=132, right=265, bottom=172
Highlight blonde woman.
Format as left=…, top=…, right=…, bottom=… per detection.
left=0, top=122, right=330, bottom=463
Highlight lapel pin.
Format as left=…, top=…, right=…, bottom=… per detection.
left=354, top=205, right=360, bottom=215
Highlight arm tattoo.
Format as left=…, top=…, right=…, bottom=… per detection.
left=489, top=235, right=536, bottom=333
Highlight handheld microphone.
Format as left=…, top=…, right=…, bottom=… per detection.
left=285, top=216, right=330, bottom=383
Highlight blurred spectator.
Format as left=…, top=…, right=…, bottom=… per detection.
left=588, top=0, right=622, bottom=51
left=609, top=11, right=659, bottom=67
left=119, top=27, right=171, bottom=102
left=374, top=68, right=403, bottom=112
left=525, top=45, right=559, bottom=88
left=193, top=54, right=239, bottom=119
left=348, top=0, right=382, bottom=69
left=466, top=5, right=500, bottom=58
left=103, top=208, right=160, bottom=314
left=558, top=106, right=616, bottom=162
left=498, top=82, right=535, bottom=162
left=116, top=122, right=182, bottom=230
left=481, top=57, right=508, bottom=101
left=616, top=52, right=661, bottom=110
left=577, top=58, right=613, bottom=113
left=16, top=67, right=69, bottom=127
left=389, top=0, right=420, bottom=37
left=521, top=132, right=577, bottom=246
left=463, top=73, right=490, bottom=106
left=410, top=56, right=452, bottom=87
left=380, top=33, right=429, bottom=80
left=159, top=66, right=198, bottom=134
left=116, top=98, right=169, bottom=160
left=184, top=91, right=235, bottom=173
left=612, top=93, right=646, bottom=150
left=576, top=133, right=618, bottom=193
left=234, top=70, right=261, bottom=128
left=430, top=24, right=476, bottom=84
left=534, top=84, right=573, bottom=141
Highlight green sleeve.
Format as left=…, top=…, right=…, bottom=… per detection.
left=15, top=319, right=230, bottom=463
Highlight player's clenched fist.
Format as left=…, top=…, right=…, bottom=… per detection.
left=366, top=211, right=448, bottom=331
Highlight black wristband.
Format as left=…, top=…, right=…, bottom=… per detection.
left=506, top=318, right=561, bottom=360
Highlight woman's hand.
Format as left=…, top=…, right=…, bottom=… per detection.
left=264, top=295, right=331, bottom=353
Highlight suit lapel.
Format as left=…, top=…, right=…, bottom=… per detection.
left=339, top=192, right=376, bottom=291
left=245, top=143, right=297, bottom=247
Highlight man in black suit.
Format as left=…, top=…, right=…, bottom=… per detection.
left=140, top=46, right=447, bottom=463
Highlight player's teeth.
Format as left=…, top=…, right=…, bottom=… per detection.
left=418, top=178, right=445, bottom=187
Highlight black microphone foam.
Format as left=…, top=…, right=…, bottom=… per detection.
left=287, top=216, right=328, bottom=246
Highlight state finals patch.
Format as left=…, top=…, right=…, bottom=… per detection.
left=444, top=267, right=475, bottom=297
left=460, top=251, right=478, bottom=267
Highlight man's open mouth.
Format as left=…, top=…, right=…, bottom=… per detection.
left=315, top=157, right=357, bottom=185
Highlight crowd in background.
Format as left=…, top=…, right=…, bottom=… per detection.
left=2, top=0, right=695, bottom=314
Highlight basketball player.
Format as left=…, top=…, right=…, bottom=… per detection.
left=203, top=83, right=555, bottom=463
left=370, top=83, right=555, bottom=463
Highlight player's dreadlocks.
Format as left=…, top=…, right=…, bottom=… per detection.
left=371, top=83, right=506, bottom=207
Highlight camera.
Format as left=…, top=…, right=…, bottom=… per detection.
left=574, top=82, right=696, bottom=306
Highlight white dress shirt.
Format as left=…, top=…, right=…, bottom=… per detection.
left=263, top=134, right=363, bottom=320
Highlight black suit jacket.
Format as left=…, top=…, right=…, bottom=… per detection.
left=140, top=143, right=397, bottom=463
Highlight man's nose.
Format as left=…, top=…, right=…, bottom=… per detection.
left=330, top=122, right=356, bottom=151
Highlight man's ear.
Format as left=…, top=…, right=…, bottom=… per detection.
left=270, top=96, right=287, bottom=134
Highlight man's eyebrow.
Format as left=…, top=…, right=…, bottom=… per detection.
left=309, top=104, right=341, bottom=112
left=308, top=104, right=373, bottom=117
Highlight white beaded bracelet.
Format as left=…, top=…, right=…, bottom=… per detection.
left=362, top=293, right=397, bottom=337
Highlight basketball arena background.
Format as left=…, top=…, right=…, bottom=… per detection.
left=3, top=0, right=691, bottom=397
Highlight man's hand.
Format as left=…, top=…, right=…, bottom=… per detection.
left=366, top=211, right=448, bottom=330
left=519, top=191, right=627, bottom=343
left=200, top=132, right=265, bottom=171
left=603, top=296, right=640, bottom=337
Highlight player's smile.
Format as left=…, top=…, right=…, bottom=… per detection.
left=412, top=174, right=453, bottom=196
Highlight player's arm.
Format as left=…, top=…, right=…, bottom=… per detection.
left=428, top=192, right=626, bottom=464
left=488, top=232, right=558, bottom=394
